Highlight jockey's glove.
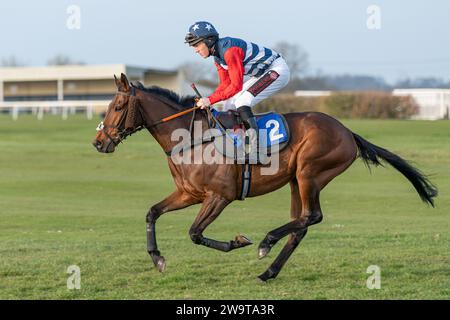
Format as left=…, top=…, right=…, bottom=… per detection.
left=196, top=97, right=211, bottom=109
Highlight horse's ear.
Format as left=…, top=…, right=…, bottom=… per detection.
left=114, top=74, right=121, bottom=88
left=120, top=73, right=130, bottom=91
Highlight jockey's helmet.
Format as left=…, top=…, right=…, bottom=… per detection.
left=184, top=21, right=219, bottom=48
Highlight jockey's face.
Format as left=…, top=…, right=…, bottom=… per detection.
left=193, top=41, right=210, bottom=58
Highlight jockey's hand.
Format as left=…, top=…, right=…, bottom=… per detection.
left=196, top=97, right=211, bottom=109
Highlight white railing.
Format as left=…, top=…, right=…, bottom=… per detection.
left=0, top=100, right=110, bottom=120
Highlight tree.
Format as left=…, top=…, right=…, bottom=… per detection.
left=1, top=55, right=26, bottom=67
left=178, top=61, right=217, bottom=84
left=47, top=54, right=85, bottom=66
left=395, top=77, right=450, bottom=89
left=273, top=41, right=309, bottom=79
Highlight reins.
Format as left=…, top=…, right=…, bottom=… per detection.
left=100, top=84, right=228, bottom=155
left=149, top=104, right=203, bottom=127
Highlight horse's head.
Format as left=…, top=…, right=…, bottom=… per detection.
left=92, top=73, right=143, bottom=153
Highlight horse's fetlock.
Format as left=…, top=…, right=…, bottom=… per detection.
left=309, top=211, right=323, bottom=225
left=189, top=232, right=202, bottom=244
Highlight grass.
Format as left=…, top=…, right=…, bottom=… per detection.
left=0, top=114, right=449, bottom=299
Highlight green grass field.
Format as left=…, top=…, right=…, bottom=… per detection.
left=0, top=114, right=449, bottom=300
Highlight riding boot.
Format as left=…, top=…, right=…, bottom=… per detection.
left=237, top=106, right=259, bottom=157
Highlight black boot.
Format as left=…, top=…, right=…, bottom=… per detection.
left=237, top=106, right=259, bottom=156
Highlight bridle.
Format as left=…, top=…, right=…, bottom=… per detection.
left=97, top=86, right=147, bottom=149
left=97, top=85, right=208, bottom=151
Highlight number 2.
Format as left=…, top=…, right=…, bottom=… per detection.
left=265, top=120, right=284, bottom=142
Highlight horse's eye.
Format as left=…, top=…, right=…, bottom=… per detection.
left=115, top=105, right=122, bottom=111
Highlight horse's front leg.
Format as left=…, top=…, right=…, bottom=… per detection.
left=189, top=194, right=253, bottom=252
left=147, top=191, right=199, bottom=272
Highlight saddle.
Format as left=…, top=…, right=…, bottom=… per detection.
left=213, top=109, right=245, bottom=131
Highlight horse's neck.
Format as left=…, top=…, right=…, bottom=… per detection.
left=140, top=93, right=205, bottom=153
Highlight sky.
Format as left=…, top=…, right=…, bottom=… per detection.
left=1, top=0, right=449, bottom=83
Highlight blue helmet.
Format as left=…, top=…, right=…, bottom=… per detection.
left=185, top=21, right=219, bottom=48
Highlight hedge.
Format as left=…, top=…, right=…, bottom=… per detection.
left=253, top=91, right=418, bottom=119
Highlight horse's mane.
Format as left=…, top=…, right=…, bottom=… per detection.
left=131, top=81, right=195, bottom=109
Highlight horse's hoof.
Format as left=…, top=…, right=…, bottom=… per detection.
left=156, top=256, right=166, bottom=273
left=256, top=276, right=268, bottom=283
left=236, top=234, right=253, bottom=247
left=257, top=273, right=269, bottom=282
left=257, top=268, right=277, bottom=282
left=258, top=246, right=270, bottom=259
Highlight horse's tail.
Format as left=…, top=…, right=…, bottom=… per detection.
left=352, top=132, right=438, bottom=207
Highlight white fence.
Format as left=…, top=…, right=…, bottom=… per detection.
left=0, top=100, right=110, bottom=120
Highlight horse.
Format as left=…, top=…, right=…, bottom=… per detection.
left=92, top=73, right=437, bottom=281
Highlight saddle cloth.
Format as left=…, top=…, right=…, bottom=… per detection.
left=210, top=109, right=290, bottom=164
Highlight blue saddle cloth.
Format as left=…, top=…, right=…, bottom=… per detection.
left=211, top=109, right=289, bottom=150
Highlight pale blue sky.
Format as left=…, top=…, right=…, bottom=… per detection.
left=1, top=0, right=449, bottom=83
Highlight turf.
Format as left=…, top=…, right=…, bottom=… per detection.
left=0, top=114, right=449, bottom=299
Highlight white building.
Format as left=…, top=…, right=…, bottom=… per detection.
left=393, top=88, right=450, bottom=120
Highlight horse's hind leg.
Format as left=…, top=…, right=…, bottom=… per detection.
left=258, top=178, right=303, bottom=259
left=189, top=194, right=253, bottom=252
left=258, top=176, right=323, bottom=281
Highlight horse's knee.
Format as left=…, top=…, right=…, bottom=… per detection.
left=146, top=206, right=160, bottom=223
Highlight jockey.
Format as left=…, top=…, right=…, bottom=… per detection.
left=184, top=21, right=290, bottom=137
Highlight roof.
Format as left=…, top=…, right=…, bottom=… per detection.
left=144, top=68, right=178, bottom=76
left=0, top=64, right=178, bottom=82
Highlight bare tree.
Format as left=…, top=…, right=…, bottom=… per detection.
left=178, top=61, right=217, bottom=84
left=273, top=41, right=309, bottom=79
left=47, top=54, right=85, bottom=66
left=180, top=42, right=309, bottom=85
left=1, top=55, right=26, bottom=67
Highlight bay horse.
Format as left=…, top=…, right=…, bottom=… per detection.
left=92, top=73, right=437, bottom=281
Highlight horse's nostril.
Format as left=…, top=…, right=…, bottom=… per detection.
left=92, top=140, right=102, bottom=149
